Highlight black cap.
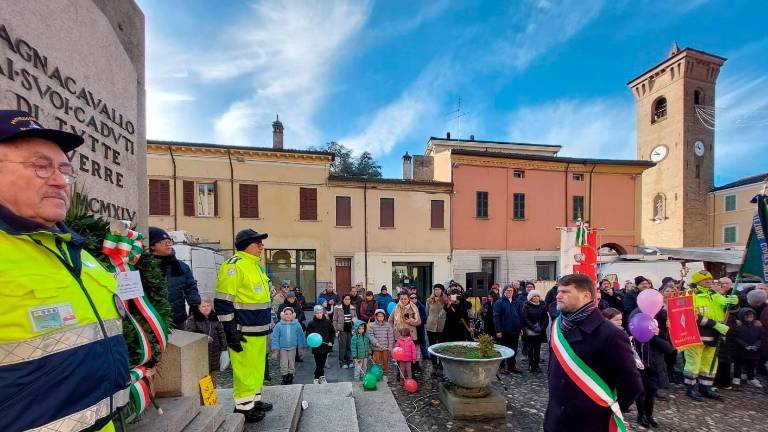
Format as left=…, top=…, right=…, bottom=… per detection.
left=235, top=228, right=268, bottom=251
left=0, top=110, right=84, bottom=152
left=148, top=226, right=171, bottom=247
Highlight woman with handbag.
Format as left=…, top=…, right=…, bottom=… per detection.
left=522, top=290, right=548, bottom=373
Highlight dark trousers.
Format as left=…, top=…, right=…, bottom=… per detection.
left=427, top=331, right=442, bottom=365
left=526, top=341, right=542, bottom=369
left=665, top=350, right=679, bottom=383
left=734, top=358, right=756, bottom=381
left=636, top=389, right=656, bottom=420
left=313, top=351, right=329, bottom=379
left=500, top=332, right=520, bottom=370
left=714, top=357, right=732, bottom=388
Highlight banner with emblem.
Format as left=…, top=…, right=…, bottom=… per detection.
left=667, top=292, right=702, bottom=350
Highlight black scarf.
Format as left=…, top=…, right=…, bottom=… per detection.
left=158, top=252, right=184, bottom=277
left=559, top=301, right=597, bottom=333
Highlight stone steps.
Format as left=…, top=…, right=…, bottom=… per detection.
left=352, top=381, right=410, bottom=432
left=126, top=396, right=200, bottom=432
left=216, top=414, right=244, bottom=432
left=297, top=386, right=358, bottom=432
left=184, top=405, right=226, bottom=432
left=216, top=384, right=303, bottom=432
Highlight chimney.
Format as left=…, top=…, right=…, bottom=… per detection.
left=402, top=152, right=413, bottom=180
left=272, top=115, right=284, bottom=149
left=446, top=132, right=451, bottom=139
left=469, top=134, right=475, bottom=141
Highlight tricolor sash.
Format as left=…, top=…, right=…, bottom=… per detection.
left=551, top=317, right=627, bottom=432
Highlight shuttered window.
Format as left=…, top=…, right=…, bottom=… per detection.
left=300, top=188, right=318, bottom=220
left=431, top=200, right=444, bottom=229
left=336, top=196, right=351, bottom=227
left=380, top=198, right=394, bottom=228
left=148, top=179, right=170, bottom=216
left=240, top=184, right=259, bottom=218
left=184, top=180, right=218, bottom=217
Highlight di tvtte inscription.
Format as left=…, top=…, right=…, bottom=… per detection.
left=0, top=23, right=137, bottom=221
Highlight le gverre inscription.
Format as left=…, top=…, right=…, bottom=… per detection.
left=0, top=22, right=136, bottom=221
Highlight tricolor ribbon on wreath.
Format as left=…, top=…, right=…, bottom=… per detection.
left=102, top=220, right=170, bottom=417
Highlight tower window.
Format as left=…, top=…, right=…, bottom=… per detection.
left=695, top=164, right=701, bottom=179
left=694, top=89, right=703, bottom=106
left=652, top=97, right=667, bottom=123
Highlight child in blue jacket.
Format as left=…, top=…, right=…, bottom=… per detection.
left=351, top=320, right=375, bottom=379
left=271, top=308, right=306, bottom=384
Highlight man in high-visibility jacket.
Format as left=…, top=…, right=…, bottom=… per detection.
left=683, top=270, right=739, bottom=401
left=0, top=110, right=130, bottom=431
left=215, top=229, right=274, bottom=423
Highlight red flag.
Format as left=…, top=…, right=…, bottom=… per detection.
left=667, top=293, right=702, bottom=349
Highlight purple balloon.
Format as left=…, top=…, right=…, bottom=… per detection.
left=637, top=289, right=664, bottom=316
left=629, top=312, right=655, bottom=343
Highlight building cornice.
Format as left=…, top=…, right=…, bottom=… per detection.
left=451, top=150, right=653, bottom=174
left=328, top=176, right=452, bottom=193
left=147, top=142, right=333, bottom=164
left=627, top=48, right=727, bottom=87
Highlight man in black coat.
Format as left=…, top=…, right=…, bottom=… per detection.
left=545, top=274, right=642, bottom=432
left=149, top=227, right=201, bottom=329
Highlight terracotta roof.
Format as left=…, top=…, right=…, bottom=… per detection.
left=328, top=175, right=452, bottom=187
left=428, top=136, right=561, bottom=149
left=712, top=172, right=768, bottom=192
left=451, top=149, right=655, bottom=167
left=148, top=139, right=335, bottom=159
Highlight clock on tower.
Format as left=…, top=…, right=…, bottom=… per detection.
left=628, top=45, right=725, bottom=248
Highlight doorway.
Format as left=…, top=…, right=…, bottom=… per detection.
left=392, top=262, right=433, bottom=300
left=335, top=258, right=352, bottom=297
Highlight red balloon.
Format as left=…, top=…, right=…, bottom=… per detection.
left=392, top=347, right=405, bottom=361
left=404, top=378, right=418, bottom=393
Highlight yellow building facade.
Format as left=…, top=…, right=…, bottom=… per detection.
left=147, top=140, right=452, bottom=301
left=710, top=173, right=767, bottom=249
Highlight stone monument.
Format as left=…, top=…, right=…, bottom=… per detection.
left=0, top=0, right=147, bottom=228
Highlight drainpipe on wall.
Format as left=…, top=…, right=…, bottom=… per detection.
left=169, top=144, right=178, bottom=231
left=588, top=163, right=597, bottom=223
left=364, top=182, right=369, bottom=289
left=505, top=166, right=510, bottom=284
left=227, top=149, right=236, bottom=252
left=564, top=162, right=570, bottom=227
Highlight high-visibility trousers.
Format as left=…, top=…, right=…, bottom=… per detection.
left=683, top=344, right=718, bottom=387
left=230, top=335, right=267, bottom=410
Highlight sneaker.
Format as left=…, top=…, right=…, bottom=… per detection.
left=749, top=379, right=764, bottom=388
left=313, top=379, right=320, bottom=384
left=319, top=376, right=328, bottom=384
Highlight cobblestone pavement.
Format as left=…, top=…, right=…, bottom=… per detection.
left=387, top=351, right=768, bottom=432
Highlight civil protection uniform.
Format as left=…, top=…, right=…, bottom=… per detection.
left=683, top=271, right=733, bottom=395
left=214, top=251, right=272, bottom=411
left=0, top=211, right=130, bottom=431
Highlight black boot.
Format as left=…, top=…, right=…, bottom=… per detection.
left=685, top=384, right=703, bottom=402
left=288, top=373, right=294, bottom=384
left=235, top=407, right=265, bottom=423
left=508, top=359, right=522, bottom=374
left=280, top=375, right=289, bottom=385
left=253, top=401, right=273, bottom=412
left=700, top=385, right=723, bottom=401
left=646, top=397, right=658, bottom=428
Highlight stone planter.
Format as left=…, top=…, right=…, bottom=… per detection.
left=428, top=341, right=514, bottom=389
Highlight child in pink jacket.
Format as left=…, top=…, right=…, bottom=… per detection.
left=394, top=327, right=418, bottom=384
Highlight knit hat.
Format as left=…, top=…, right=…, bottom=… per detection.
left=286, top=291, right=296, bottom=298
left=661, top=276, right=676, bottom=286
left=313, top=305, right=324, bottom=314
left=690, top=270, right=713, bottom=286
left=634, top=276, right=650, bottom=286
left=148, top=226, right=171, bottom=247
left=527, top=290, right=542, bottom=302
left=374, top=308, right=386, bottom=317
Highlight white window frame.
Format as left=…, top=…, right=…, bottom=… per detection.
left=196, top=182, right=216, bottom=217
left=512, top=169, right=525, bottom=179
left=722, top=224, right=738, bottom=244
left=724, top=194, right=736, bottom=212
left=572, top=173, right=584, bottom=181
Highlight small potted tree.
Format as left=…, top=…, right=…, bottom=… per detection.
left=428, top=334, right=514, bottom=393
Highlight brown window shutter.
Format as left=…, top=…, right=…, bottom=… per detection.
left=148, top=179, right=160, bottom=215
left=158, top=180, right=170, bottom=215
left=431, top=200, right=444, bottom=229
left=240, top=184, right=259, bottom=218
left=336, top=196, right=351, bottom=226
left=183, top=180, right=195, bottom=216
left=300, top=188, right=318, bottom=220
left=380, top=198, right=394, bottom=227
left=213, top=181, right=218, bottom=217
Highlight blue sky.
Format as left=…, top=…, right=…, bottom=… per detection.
left=138, top=0, right=768, bottom=185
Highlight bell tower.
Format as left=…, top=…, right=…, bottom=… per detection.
left=628, top=45, right=726, bottom=248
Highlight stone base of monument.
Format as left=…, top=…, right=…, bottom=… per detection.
left=155, top=330, right=210, bottom=399
left=438, top=382, right=507, bottom=420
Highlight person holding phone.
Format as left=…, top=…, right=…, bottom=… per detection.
left=442, top=289, right=473, bottom=343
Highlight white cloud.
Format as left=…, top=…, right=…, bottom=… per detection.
left=506, top=97, right=636, bottom=159
left=207, top=1, right=371, bottom=148
left=369, top=0, right=451, bottom=39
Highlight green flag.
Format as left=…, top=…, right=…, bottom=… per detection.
left=738, top=193, right=768, bottom=281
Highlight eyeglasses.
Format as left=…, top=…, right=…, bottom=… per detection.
left=410, top=296, right=417, bottom=300
left=156, top=239, right=173, bottom=247
left=0, top=158, right=77, bottom=184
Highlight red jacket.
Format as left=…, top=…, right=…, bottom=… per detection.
left=394, top=336, right=417, bottom=362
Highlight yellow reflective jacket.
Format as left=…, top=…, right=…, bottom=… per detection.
left=214, top=251, right=273, bottom=336
left=693, top=285, right=729, bottom=346
left=0, top=212, right=130, bottom=431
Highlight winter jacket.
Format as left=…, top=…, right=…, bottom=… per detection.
left=369, top=320, right=394, bottom=351
left=332, top=304, right=357, bottom=332
left=306, top=315, right=336, bottom=354
left=271, top=319, right=307, bottom=351
left=159, top=253, right=201, bottom=328
left=493, top=295, right=524, bottom=334
left=394, top=336, right=418, bottom=362
left=731, top=308, right=763, bottom=361
left=598, top=291, right=624, bottom=312
left=442, top=299, right=472, bottom=342
left=759, top=304, right=768, bottom=359
left=278, top=298, right=306, bottom=323
left=318, top=291, right=340, bottom=306
left=358, top=299, right=378, bottom=322
left=351, top=321, right=375, bottom=359
left=185, top=308, right=227, bottom=372
left=375, top=293, right=395, bottom=311
left=522, top=301, right=548, bottom=343
left=545, top=286, right=560, bottom=319
left=425, top=295, right=447, bottom=332
left=389, top=302, right=421, bottom=341
left=481, top=299, right=496, bottom=336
